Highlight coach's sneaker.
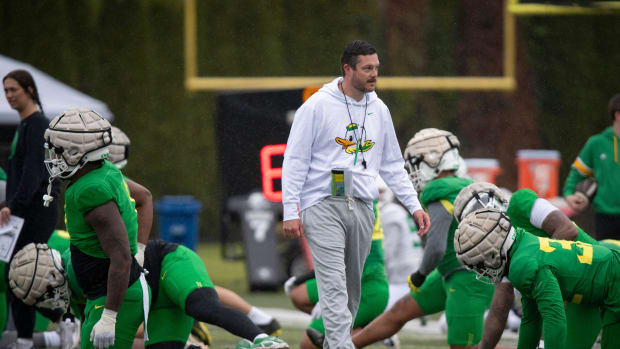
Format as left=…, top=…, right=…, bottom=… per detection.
left=251, top=336, right=289, bottom=349
left=234, top=339, right=253, bottom=349
left=257, top=318, right=283, bottom=337
left=305, top=328, right=324, bottom=348
left=191, top=321, right=213, bottom=345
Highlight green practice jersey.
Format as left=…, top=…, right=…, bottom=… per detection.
left=507, top=188, right=598, bottom=245
left=508, top=229, right=619, bottom=349
left=64, top=161, right=138, bottom=257
left=563, top=126, right=620, bottom=215
left=420, top=176, right=473, bottom=276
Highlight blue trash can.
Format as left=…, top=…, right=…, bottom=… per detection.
left=155, top=195, right=202, bottom=250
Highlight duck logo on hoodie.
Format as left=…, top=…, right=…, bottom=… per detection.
left=335, top=123, right=375, bottom=154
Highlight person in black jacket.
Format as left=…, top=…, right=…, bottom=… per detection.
left=2, top=69, right=59, bottom=349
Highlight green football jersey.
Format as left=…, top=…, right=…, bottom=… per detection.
left=420, top=176, right=473, bottom=276
left=64, top=161, right=138, bottom=258
left=506, top=188, right=598, bottom=245
left=508, top=229, right=618, bottom=349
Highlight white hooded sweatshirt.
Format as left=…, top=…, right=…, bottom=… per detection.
left=282, top=77, right=422, bottom=221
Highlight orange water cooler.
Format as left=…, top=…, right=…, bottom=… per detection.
left=464, top=158, right=502, bottom=184
left=516, top=149, right=561, bottom=199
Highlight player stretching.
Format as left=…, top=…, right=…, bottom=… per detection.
left=455, top=208, right=620, bottom=349
left=351, top=128, right=494, bottom=348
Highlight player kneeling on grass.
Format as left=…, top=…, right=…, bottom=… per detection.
left=349, top=129, right=494, bottom=349
left=454, top=208, right=620, bottom=349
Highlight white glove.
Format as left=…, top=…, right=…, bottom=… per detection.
left=283, top=276, right=297, bottom=297
left=135, top=242, right=146, bottom=267
left=90, top=308, right=117, bottom=349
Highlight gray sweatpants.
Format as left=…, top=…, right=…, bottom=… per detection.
left=301, top=197, right=374, bottom=349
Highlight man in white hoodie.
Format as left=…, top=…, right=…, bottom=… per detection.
left=282, top=40, right=430, bottom=349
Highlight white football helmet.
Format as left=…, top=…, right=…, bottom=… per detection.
left=403, top=128, right=461, bottom=192
left=453, top=182, right=510, bottom=223
left=9, top=243, right=70, bottom=311
left=44, top=108, right=112, bottom=180
left=454, top=208, right=515, bottom=284
left=108, top=126, right=131, bottom=169
left=43, top=109, right=112, bottom=206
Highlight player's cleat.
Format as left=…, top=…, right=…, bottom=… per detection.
left=257, top=318, right=283, bottom=337
left=252, top=336, right=289, bottom=349
left=191, top=321, right=212, bottom=346
left=184, top=345, right=201, bottom=349
left=305, top=328, right=324, bottom=348
left=234, top=339, right=253, bottom=349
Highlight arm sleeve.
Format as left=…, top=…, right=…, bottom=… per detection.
left=517, top=296, right=543, bottom=349
left=6, top=120, right=48, bottom=216
left=416, top=202, right=451, bottom=275
left=282, top=104, right=315, bottom=221
left=529, top=267, right=567, bottom=349
left=378, top=107, right=422, bottom=215
left=529, top=198, right=558, bottom=229
left=563, top=139, right=594, bottom=196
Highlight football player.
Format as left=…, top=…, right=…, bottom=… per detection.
left=106, top=126, right=283, bottom=344
left=284, top=200, right=389, bottom=349
left=453, top=182, right=620, bottom=349
left=455, top=208, right=620, bottom=349
left=9, top=239, right=289, bottom=349
left=42, top=108, right=149, bottom=349
left=350, top=128, right=494, bottom=349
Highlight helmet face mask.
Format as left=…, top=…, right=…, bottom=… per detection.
left=454, top=208, right=515, bottom=284
left=35, top=249, right=70, bottom=310
left=453, top=182, right=510, bottom=223
left=405, top=147, right=460, bottom=192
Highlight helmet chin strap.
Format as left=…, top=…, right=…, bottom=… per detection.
left=43, top=179, right=54, bottom=207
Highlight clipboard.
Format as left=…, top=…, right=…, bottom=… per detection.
left=0, top=215, right=24, bottom=263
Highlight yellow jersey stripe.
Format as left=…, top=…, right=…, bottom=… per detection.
left=573, top=158, right=594, bottom=177
left=440, top=200, right=454, bottom=215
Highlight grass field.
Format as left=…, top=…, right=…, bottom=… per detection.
left=195, top=243, right=518, bottom=349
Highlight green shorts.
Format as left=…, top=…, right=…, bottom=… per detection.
left=307, top=265, right=389, bottom=334
left=81, top=278, right=150, bottom=349
left=411, top=269, right=494, bottom=346
left=145, top=301, right=193, bottom=346
left=158, top=245, right=214, bottom=311
left=146, top=245, right=213, bottom=345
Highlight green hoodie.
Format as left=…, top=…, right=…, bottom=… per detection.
left=563, top=127, right=620, bottom=215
